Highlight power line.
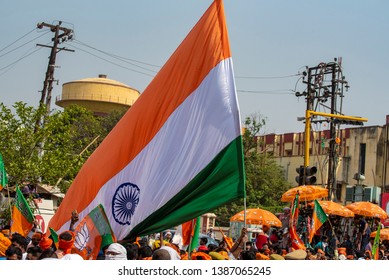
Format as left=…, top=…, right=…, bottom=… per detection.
left=237, top=89, right=294, bottom=95
left=0, top=30, right=50, bottom=59
left=235, top=73, right=300, bottom=79
left=0, top=28, right=38, bottom=53
left=66, top=43, right=156, bottom=77
left=0, top=47, right=43, bottom=75
left=73, top=39, right=161, bottom=69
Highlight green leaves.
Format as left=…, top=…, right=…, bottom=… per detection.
left=0, top=102, right=126, bottom=193
left=213, top=114, right=291, bottom=226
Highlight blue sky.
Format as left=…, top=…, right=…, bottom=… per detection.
left=1, top=0, right=388, bottom=134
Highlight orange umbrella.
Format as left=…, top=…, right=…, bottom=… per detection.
left=370, top=228, right=389, bottom=240
left=230, top=208, right=282, bottom=227
left=346, top=202, right=388, bottom=219
left=316, top=200, right=354, bottom=218
left=281, top=185, right=328, bottom=202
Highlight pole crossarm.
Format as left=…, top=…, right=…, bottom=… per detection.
left=304, top=110, right=368, bottom=167
left=307, top=110, right=368, bottom=123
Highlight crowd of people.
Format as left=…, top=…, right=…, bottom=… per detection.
left=0, top=206, right=388, bottom=260
left=0, top=217, right=389, bottom=260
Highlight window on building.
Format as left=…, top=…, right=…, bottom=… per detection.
left=359, top=143, right=366, bottom=175
left=363, top=188, right=371, bottom=202
left=336, top=183, right=342, bottom=201
left=346, top=187, right=354, bottom=202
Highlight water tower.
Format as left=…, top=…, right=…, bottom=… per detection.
left=55, top=74, right=140, bottom=115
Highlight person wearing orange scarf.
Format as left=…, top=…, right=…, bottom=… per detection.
left=56, top=230, right=75, bottom=258
left=191, top=251, right=212, bottom=260
left=39, top=236, right=53, bottom=251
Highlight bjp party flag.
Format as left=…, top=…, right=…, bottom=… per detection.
left=11, top=186, right=34, bottom=237
left=309, top=199, right=328, bottom=243
left=73, top=204, right=116, bottom=260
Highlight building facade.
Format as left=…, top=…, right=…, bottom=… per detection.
left=258, top=119, right=389, bottom=205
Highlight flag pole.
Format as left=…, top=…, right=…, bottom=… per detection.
left=243, top=195, right=247, bottom=251
left=7, top=184, right=12, bottom=225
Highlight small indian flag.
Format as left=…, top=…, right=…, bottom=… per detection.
left=309, top=199, right=328, bottom=243
left=10, top=186, right=34, bottom=237
left=49, top=0, right=245, bottom=241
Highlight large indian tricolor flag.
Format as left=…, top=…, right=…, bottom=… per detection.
left=49, top=0, right=245, bottom=241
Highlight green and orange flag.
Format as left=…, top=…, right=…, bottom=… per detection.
left=0, top=153, right=7, bottom=191
left=10, top=186, right=34, bottom=237
left=73, top=204, right=116, bottom=260
left=289, top=192, right=305, bottom=250
left=308, top=199, right=328, bottom=243
left=49, top=227, right=59, bottom=249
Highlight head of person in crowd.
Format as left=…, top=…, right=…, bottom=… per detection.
left=5, top=244, right=23, bottom=260
left=207, top=243, right=218, bottom=252
left=124, top=243, right=139, bottom=260
left=240, top=250, right=256, bottom=260
left=38, top=248, right=58, bottom=260
left=164, top=231, right=172, bottom=242
left=57, top=230, right=75, bottom=257
left=138, top=237, right=148, bottom=248
left=198, top=237, right=209, bottom=252
left=105, top=243, right=127, bottom=260
left=11, top=233, right=28, bottom=254
left=305, top=248, right=316, bottom=260
left=31, top=232, right=43, bottom=247
left=160, top=245, right=181, bottom=260
left=1, top=225, right=11, bottom=238
left=285, top=249, right=307, bottom=260
left=61, top=253, right=84, bottom=260
left=39, top=235, right=53, bottom=251
left=245, top=241, right=254, bottom=251
left=316, top=249, right=326, bottom=260
left=137, top=245, right=153, bottom=260
left=262, top=225, right=270, bottom=234
left=364, top=250, right=372, bottom=260
left=152, top=247, right=171, bottom=260
left=218, top=239, right=228, bottom=250
left=26, top=246, right=42, bottom=260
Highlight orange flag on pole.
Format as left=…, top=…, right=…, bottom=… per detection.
left=219, top=227, right=233, bottom=250
left=289, top=192, right=306, bottom=250
left=308, top=200, right=328, bottom=243
left=182, top=219, right=196, bottom=247
left=10, top=186, right=34, bottom=237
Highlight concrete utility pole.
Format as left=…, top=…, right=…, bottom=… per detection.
left=34, top=21, right=74, bottom=132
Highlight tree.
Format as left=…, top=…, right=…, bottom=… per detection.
left=213, top=114, right=291, bottom=226
left=0, top=102, right=125, bottom=193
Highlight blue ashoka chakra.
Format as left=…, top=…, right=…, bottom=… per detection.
left=112, top=182, right=140, bottom=225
